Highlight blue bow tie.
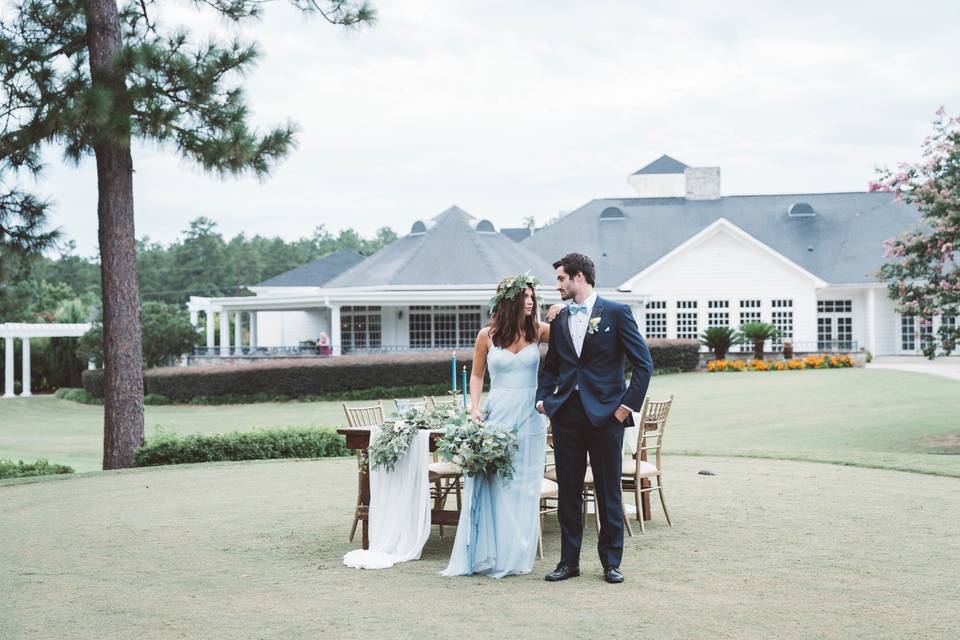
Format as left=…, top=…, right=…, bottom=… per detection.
left=569, top=303, right=589, bottom=315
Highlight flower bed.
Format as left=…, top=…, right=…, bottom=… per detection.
left=706, top=354, right=855, bottom=372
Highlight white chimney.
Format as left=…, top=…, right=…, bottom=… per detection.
left=684, top=167, right=721, bottom=200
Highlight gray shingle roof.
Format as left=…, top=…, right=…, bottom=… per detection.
left=521, top=192, right=919, bottom=287
left=631, top=154, right=689, bottom=175
left=500, top=227, right=534, bottom=242
left=324, top=206, right=555, bottom=287
left=255, top=249, right=366, bottom=287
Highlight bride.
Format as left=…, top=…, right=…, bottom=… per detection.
left=441, top=273, right=555, bottom=578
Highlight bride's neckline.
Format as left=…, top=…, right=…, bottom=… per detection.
left=493, top=342, right=537, bottom=356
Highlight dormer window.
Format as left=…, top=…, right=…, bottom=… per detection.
left=410, top=221, right=427, bottom=235
left=788, top=202, right=815, bottom=217
left=476, top=219, right=496, bottom=233
left=600, top=207, right=625, bottom=220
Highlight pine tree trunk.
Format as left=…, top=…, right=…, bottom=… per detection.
left=84, top=0, right=145, bottom=469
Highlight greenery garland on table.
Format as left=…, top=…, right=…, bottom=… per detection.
left=368, top=405, right=519, bottom=481
left=369, top=405, right=461, bottom=472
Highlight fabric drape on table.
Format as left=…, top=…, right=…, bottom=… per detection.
left=343, top=428, right=432, bottom=570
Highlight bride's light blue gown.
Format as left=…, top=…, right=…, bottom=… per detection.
left=441, top=343, right=547, bottom=578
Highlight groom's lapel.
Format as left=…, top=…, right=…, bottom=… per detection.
left=579, top=297, right=605, bottom=360
left=557, top=308, right=576, bottom=356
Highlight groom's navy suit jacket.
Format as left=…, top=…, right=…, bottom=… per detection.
left=537, top=296, right=653, bottom=428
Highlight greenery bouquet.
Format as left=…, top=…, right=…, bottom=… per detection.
left=436, top=412, right=518, bottom=482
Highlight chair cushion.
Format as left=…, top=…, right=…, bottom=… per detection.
left=540, top=478, right=559, bottom=498
left=545, top=460, right=658, bottom=483
left=429, top=462, right=462, bottom=478
left=622, top=459, right=658, bottom=477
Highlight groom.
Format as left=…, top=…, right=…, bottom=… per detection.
left=537, top=253, right=652, bottom=584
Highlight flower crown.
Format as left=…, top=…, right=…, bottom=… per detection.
left=489, top=272, right=541, bottom=310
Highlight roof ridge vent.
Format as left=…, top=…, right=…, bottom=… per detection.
left=788, top=202, right=816, bottom=217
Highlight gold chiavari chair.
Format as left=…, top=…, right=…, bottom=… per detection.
left=341, top=401, right=386, bottom=542
left=623, top=395, right=674, bottom=533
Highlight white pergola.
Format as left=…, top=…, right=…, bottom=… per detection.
left=0, top=323, right=92, bottom=398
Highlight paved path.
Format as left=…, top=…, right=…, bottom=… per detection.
left=867, top=356, right=960, bottom=381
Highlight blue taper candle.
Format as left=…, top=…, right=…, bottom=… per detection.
left=461, top=365, right=468, bottom=408
left=451, top=352, right=456, bottom=393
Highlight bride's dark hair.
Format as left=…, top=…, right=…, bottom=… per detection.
left=488, top=276, right=540, bottom=349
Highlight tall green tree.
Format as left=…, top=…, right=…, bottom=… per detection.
left=0, top=0, right=375, bottom=468
left=873, top=108, right=960, bottom=358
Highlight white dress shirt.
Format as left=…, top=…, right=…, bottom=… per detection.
left=568, top=292, right=597, bottom=358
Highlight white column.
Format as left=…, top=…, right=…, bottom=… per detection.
left=21, top=337, right=31, bottom=397
left=866, top=287, right=878, bottom=355
left=234, top=311, right=243, bottom=354
left=206, top=310, right=216, bottom=350
left=219, top=309, right=230, bottom=357
left=249, top=312, right=258, bottom=350
left=3, top=337, right=14, bottom=398
left=330, top=305, right=342, bottom=356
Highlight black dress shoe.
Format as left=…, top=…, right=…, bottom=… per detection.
left=545, top=564, right=580, bottom=582
left=604, top=567, right=624, bottom=584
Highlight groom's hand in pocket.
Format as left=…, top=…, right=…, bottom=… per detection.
left=614, top=405, right=631, bottom=423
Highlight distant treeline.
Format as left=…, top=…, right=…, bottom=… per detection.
left=0, top=217, right=397, bottom=322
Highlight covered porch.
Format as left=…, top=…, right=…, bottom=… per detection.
left=187, top=287, right=651, bottom=364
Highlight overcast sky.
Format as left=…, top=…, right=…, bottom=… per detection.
left=36, top=0, right=960, bottom=257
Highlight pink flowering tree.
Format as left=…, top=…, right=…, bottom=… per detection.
left=873, top=108, right=960, bottom=358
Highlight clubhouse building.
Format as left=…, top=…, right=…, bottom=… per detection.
left=188, top=155, right=944, bottom=359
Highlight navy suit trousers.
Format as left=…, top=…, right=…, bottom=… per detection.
left=552, top=391, right=625, bottom=569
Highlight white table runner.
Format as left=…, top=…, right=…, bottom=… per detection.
left=343, top=427, right=432, bottom=570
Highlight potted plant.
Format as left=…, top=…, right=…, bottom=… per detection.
left=782, top=339, right=794, bottom=359
left=700, top=327, right=739, bottom=361
left=739, top=322, right=779, bottom=360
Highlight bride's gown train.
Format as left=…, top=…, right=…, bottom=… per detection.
left=441, top=343, right=547, bottom=578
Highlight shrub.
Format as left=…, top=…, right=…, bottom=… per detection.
left=0, top=459, right=74, bottom=479
left=144, top=394, right=173, bottom=405
left=700, top=327, right=739, bottom=360
left=646, top=339, right=700, bottom=372
left=54, top=387, right=101, bottom=405
left=133, top=427, right=350, bottom=467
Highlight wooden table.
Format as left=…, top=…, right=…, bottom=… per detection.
left=337, top=427, right=461, bottom=550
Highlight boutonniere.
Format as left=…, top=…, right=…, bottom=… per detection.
left=587, top=317, right=602, bottom=335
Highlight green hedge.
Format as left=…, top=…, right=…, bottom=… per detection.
left=0, top=459, right=74, bottom=479
left=83, top=342, right=699, bottom=404
left=83, top=352, right=483, bottom=402
left=647, top=339, right=701, bottom=372
left=133, top=428, right=349, bottom=467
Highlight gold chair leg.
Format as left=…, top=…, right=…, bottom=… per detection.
left=537, top=510, right=544, bottom=561
left=593, top=490, right=601, bottom=533
left=657, top=478, right=672, bottom=526
left=623, top=505, right=633, bottom=537
left=637, top=489, right=646, bottom=533
left=349, top=513, right=359, bottom=542
left=435, top=479, right=445, bottom=538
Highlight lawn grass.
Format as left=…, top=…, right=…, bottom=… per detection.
left=1, top=455, right=958, bottom=639
left=1, top=368, right=958, bottom=476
